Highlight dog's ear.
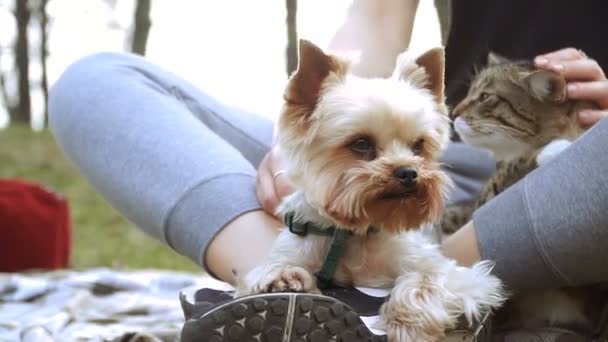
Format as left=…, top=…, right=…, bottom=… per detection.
left=414, top=48, right=445, bottom=104
left=524, top=69, right=567, bottom=103
left=394, top=48, right=445, bottom=104
left=284, top=40, right=345, bottom=109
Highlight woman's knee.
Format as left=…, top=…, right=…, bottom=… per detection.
left=48, top=52, right=146, bottom=133
left=51, top=52, right=138, bottom=95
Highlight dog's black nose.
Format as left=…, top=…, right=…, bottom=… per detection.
left=393, top=167, right=417, bottom=186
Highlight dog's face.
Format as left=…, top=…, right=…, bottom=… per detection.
left=278, top=41, right=451, bottom=234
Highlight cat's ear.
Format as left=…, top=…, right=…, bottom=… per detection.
left=487, top=52, right=510, bottom=66
left=414, top=48, right=445, bottom=104
left=284, top=39, right=346, bottom=108
left=525, top=70, right=567, bottom=103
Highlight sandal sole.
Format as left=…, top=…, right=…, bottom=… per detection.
left=180, top=292, right=387, bottom=342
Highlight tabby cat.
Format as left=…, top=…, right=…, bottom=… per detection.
left=440, top=53, right=590, bottom=235
left=440, top=53, right=607, bottom=336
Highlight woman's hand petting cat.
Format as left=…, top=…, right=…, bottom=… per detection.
left=535, top=47, right=608, bottom=126
left=256, top=146, right=294, bottom=216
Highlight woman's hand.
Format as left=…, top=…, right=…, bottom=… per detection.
left=256, top=146, right=294, bottom=217
left=535, top=48, right=608, bottom=126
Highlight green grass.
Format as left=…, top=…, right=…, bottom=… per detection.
left=0, top=124, right=199, bottom=272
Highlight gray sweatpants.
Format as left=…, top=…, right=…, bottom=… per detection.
left=49, top=52, right=608, bottom=290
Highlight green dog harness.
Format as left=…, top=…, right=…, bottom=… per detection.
left=283, top=212, right=375, bottom=289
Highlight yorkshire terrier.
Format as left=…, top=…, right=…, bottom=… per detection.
left=236, top=40, right=506, bottom=341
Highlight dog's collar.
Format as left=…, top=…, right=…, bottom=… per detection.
left=283, top=212, right=377, bottom=289
left=283, top=212, right=336, bottom=237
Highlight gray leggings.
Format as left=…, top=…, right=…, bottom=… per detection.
left=49, top=52, right=608, bottom=290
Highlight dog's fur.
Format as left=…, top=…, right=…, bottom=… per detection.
left=236, top=40, right=506, bottom=341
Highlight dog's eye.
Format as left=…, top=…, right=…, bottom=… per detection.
left=349, top=137, right=376, bottom=159
left=412, top=138, right=424, bottom=155
left=479, top=92, right=490, bottom=101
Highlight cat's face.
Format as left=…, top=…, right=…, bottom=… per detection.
left=452, top=54, right=572, bottom=160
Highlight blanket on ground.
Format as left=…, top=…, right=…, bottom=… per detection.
left=5, top=268, right=585, bottom=341
left=0, top=268, right=230, bottom=341
left=0, top=268, right=485, bottom=341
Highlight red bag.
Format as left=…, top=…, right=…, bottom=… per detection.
left=0, top=179, right=72, bottom=272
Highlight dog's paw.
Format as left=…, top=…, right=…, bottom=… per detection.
left=381, top=273, right=458, bottom=342
left=536, top=139, right=572, bottom=166
left=447, top=260, right=507, bottom=324
left=384, top=321, right=443, bottom=342
left=245, top=265, right=317, bottom=294
left=382, top=302, right=451, bottom=342
left=264, top=265, right=317, bottom=293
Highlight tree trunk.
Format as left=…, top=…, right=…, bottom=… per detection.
left=285, top=0, right=298, bottom=77
left=39, top=0, right=49, bottom=126
left=0, top=46, right=11, bottom=116
left=131, top=0, right=152, bottom=56
left=14, top=0, right=32, bottom=123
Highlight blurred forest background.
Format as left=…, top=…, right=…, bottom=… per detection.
left=0, top=0, right=443, bottom=272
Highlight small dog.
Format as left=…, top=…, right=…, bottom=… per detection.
left=237, top=40, right=506, bottom=341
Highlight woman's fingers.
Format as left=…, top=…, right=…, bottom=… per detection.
left=256, top=151, right=282, bottom=215
left=546, top=59, right=606, bottom=82
left=256, top=147, right=294, bottom=216
left=567, top=81, right=608, bottom=105
left=577, top=110, right=608, bottom=127
left=535, top=47, right=586, bottom=66
left=535, top=48, right=608, bottom=126
left=273, top=170, right=294, bottom=200
left=268, top=147, right=294, bottom=200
